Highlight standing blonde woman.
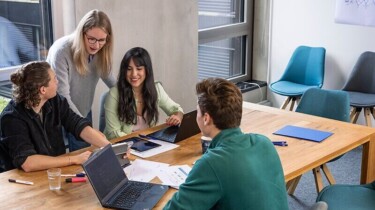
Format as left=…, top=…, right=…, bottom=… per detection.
left=47, top=9, right=115, bottom=151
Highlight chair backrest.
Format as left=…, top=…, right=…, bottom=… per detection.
left=296, top=88, right=350, bottom=122
left=99, top=91, right=109, bottom=132
left=343, top=51, right=375, bottom=94
left=280, top=46, right=326, bottom=87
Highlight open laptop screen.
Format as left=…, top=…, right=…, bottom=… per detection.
left=84, top=145, right=128, bottom=201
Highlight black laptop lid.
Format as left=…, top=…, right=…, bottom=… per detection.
left=175, top=110, right=200, bottom=142
left=146, top=110, right=200, bottom=143
left=83, top=144, right=128, bottom=203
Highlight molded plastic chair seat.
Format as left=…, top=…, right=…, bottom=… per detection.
left=269, top=46, right=326, bottom=111
left=342, top=51, right=375, bottom=126
left=269, top=81, right=314, bottom=96
left=345, top=91, right=375, bottom=107
left=316, top=181, right=375, bottom=210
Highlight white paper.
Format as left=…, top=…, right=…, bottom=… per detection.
left=124, top=159, right=169, bottom=182
left=130, top=139, right=179, bottom=158
left=157, top=165, right=192, bottom=189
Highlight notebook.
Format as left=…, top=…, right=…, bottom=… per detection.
left=273, top=125, right=333, bottom=142
left=82, top=144, right=168, bottom=210
left=147, top=110, right=200, bottom=143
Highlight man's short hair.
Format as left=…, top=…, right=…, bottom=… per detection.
left=196, top=78, right=242, bottom=130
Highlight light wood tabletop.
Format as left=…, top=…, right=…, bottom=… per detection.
left=1, top=102, right=375, bottom=209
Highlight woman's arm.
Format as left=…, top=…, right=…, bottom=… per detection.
left=101, top=70, right=116, bottom=88
left=46, top=37, right=83, bottom=116
left=156, top=82, right=184, bottom=125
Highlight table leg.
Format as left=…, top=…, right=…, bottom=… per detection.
left=361, top=134, right=375, bottom=184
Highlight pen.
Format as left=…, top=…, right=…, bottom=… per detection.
left=178, top=167, right=188, bottom=176
left=139, top=134, right=159, bottom=140
left=61, top=173, right=86, bottom=177
left=138, top=134, right=150, bottom=139
left=272, top=142, right=288, bottom=146
left=8, top=178, right=34, bottom=185
left=273, top=141, right=287, bottom=144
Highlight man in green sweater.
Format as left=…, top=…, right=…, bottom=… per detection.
left=164, top=78, right=289, bottom=210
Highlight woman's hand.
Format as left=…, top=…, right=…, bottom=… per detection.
left=166, top=112, right=184, bottom=126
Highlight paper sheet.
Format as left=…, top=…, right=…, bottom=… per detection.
left=130, top=139, right=179, bottom=158
left=124, top=159, right=169, bottom=182
left=157, top=165, right=192, bottom=189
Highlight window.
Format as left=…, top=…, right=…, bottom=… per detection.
left=198, top=0, right=253, bottom=83
left=0, top=0, right=53, bottom=97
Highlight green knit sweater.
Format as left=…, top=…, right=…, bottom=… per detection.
left=164, top=127, right=289, bottom=210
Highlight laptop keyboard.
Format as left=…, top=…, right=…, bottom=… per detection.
left=110, top=181, right=153, bottom=209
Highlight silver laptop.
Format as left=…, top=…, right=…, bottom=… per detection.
left=146, top=110, right=200, bottom=143
left=82, top=144, right=168, bottom=210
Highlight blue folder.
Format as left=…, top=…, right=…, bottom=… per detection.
left=273, top=125, right=333, bottom=142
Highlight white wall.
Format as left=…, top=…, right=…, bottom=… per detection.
left=268, top=0, right=375, bottom=125
left=53, top=0, right=198, bottom=129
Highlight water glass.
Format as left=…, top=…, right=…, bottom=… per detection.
left=201, top=136, right=212, bottom=154
left=47, top=168, right=61, bottom=190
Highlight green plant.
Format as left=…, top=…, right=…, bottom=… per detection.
left=0, top=96, right=10, bottom=112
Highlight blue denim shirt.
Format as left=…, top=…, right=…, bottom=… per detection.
left=0, top=94, right=91, bottom=171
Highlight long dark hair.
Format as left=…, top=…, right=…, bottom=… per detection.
left=117, top=47, right=158, bottom=126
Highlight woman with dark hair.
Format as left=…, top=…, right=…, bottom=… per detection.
left=0, top=61, right=110, bottom=172
left=104, top=47, right=183, bottom=139
left=47, top=9, right=116, bottom=151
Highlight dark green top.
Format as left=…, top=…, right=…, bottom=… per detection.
left=164, top=127, right=289, bottom=210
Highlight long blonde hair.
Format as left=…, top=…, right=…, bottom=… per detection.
left=71, top=9, right=113, bottom=77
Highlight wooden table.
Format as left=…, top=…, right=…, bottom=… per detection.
left=1, top=103, right=375, bottom=209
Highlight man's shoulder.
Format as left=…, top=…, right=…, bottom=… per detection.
left=0, top=100, right=29, bottom=123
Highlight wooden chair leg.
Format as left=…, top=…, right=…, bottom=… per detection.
left=289, top=98, right=296, bottom=111
left=313, top=167, right=324, bottom=193
left=350, top=108, right=361, bottom=124
left=281, top=97, right=291, bottom=110
left=364, top=108, right=372, bottom=127
left=286, top=175, right=302, bottom=195
left=371, top=107, right=375, bottom=120
left=321, top=164, right=336, bottom=185
left=349, top=107, right=355, bottom=119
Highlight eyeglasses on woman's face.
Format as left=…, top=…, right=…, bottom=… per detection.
left=85, top=33, right=107, bottom=45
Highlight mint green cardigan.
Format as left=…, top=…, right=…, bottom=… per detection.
left=164, top=128, right=289, bottom=210
left=103, top=82, right=183, bottom=139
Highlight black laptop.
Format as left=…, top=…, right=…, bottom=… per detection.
left=146, top=110, right=200, bottom=143
left=82, top=144, right=168, bottom=210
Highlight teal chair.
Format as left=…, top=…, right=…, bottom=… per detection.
left=342, top=51, right=375, bottom=127
left=287, top=88, right=350, bottom=195
left=269, top=46, right=326, bottom=110
left=316, top=181, right=375, bottom=210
